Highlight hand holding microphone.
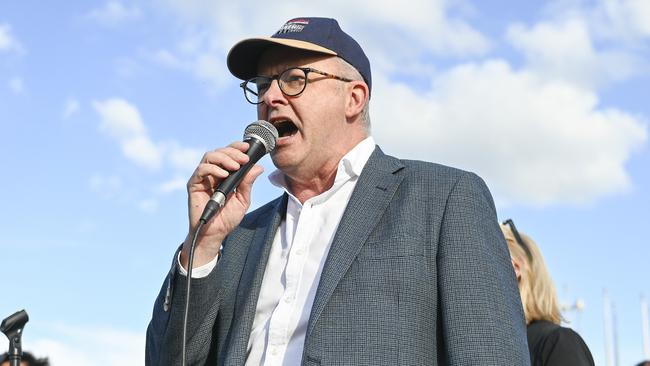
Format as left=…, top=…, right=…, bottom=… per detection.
left=181, top=120, right=278, bottom=269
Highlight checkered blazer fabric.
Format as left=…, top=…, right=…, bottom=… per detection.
left=146, top=146, right=530, bottom=365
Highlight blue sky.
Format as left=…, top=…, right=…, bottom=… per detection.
left=1, top=1, right=649, bottom=365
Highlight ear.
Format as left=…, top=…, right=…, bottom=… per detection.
left=345, top=81, right=369, bottom=120
left=511, top=257, right=522, bottom=282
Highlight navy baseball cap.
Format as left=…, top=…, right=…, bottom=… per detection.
left=227, top=17, right=372, bottom=93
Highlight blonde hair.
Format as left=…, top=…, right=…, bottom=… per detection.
left=500, top=223, right=562, bottom=325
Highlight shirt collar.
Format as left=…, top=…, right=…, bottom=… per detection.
left=268, top=136, right=376, bottom=192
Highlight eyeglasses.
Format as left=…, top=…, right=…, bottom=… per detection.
left=502, top=219, right=533, bottom=262
left=239, top=67, right=354, bottom=104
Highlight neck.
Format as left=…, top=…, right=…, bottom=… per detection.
left=284, top=132, right=369, bottom=204
left=285, top=161, right=339, bottom=204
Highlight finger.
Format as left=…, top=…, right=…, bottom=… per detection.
left=188, top=163, right=230, bottom=190
left=203, top=148, right=249, bottom=170
left=197, top=174, right=214, bottom=196
left=227, top=141, right=250, bottom=152
left=235, top=164, right=264, bottom=199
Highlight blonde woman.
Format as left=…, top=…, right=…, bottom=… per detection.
left=501, top=219, right=594, bottom=366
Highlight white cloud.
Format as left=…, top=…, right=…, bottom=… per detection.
left=93, top=98, right=162, bottom=170
left=507, top=18, right=641, bottom=89
left=122, top=135, right=162, bottom=170
left=372, top=60, right=647, bottom=206
left=151, top=45, right=229, bottom=89
left=93, top=98, right=204, bottom=172
left=587, top=0, right=650, bottom=41
left=153, top=0, right=490, bottom=87
left=163, top=0, right=489, bottom=56
left=0, top=23, right=22, bottom=53
left=335, top=0, right=491, bottom=75
left=95, top=98, right=146, bottom=138
left=28, top=324, right=144, bottom=366
left=91, top=98, right=204, bottom=211
left=63, top=98, right=81, bottom=119
left=87, top=1, right=141, bottom=27
left=165, top=142, right=202, bottom=171
left=8, top=77, right=24, bottom=94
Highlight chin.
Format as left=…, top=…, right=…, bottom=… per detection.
left=270, top=153, right=292, bottom=170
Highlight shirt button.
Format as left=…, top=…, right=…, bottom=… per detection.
left=271, top=347, right=278, bottom=355
left=284, top=296, right=293, bottom=303
left=296, top=248, right=304, bottom=255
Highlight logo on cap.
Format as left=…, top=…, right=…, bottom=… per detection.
left=275, top=19, right=310, bottom=34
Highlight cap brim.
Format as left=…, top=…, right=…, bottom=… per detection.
left=227, top=37, right=337, bottom=80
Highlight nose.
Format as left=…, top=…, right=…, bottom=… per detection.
left=260, top=79, right=288, bottom=107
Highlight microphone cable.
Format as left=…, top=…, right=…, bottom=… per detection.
left=180, top=121, right=277, bottom=366
left=182, top=218, right=206, bottom=366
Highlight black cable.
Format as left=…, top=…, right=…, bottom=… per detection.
left=181, top=218, right=206, bottom=366
left=178, top=121, right=276, bottom=365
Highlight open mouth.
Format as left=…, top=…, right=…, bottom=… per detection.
left=274, top=120, right=299, bottom=138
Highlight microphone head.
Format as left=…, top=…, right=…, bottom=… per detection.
left=243, top=120, right=279, bottom=153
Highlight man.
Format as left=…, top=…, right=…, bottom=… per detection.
left=146, top=17, right=529, bottom=365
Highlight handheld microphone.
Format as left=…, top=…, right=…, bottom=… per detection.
left=199, top=120, right=278, bottom=223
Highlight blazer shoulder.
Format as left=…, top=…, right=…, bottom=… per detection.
left=397, top=156, right=485, bottom=191
left=401, top=158, right=467, bottom=177
left=370, top=145, right=476, bottom=182
left=371, top=148, right=491, bottom=201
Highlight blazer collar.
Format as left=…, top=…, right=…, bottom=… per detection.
left=306, top=146, right=405, bottom=337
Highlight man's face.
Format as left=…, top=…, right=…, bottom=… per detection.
left=256, top=48, right=353, bottom=178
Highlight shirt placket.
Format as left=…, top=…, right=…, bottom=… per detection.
left=264, top=200, right=315, bottom=363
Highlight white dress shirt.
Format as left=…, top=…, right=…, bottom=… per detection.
left=180, top=136, right=376, bottom=365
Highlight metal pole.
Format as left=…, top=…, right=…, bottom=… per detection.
left=642, top=295, right=650, bottom=360
left=612, top=302, right=619, bottom=366
left=604, top=289, right=613, bottom=366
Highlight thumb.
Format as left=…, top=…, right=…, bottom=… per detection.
left=236, top=164, right=264, bottom=199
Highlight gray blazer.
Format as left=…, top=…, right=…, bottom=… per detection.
left=146, top=147, right=530, bottom=365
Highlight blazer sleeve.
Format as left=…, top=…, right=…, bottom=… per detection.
left=145, top=245, right=223, bottom=366
left=436, top=171, right=531, bottom=365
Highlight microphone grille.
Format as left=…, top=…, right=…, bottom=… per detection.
left=243, top=120, right=279, bottom=153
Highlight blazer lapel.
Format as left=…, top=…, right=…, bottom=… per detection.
left=306, top=147, right=405, bottom=338
left=223, top=194, right=287, bottom=365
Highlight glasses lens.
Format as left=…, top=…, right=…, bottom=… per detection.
left=243, top=77, right=272, bottom=104
left=279, top=68, right=307, bottom=96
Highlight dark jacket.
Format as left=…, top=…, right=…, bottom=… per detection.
left=527, top=320, right=595, bottom=366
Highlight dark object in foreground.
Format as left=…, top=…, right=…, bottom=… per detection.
left=1, top=310, right=29, bottom=366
